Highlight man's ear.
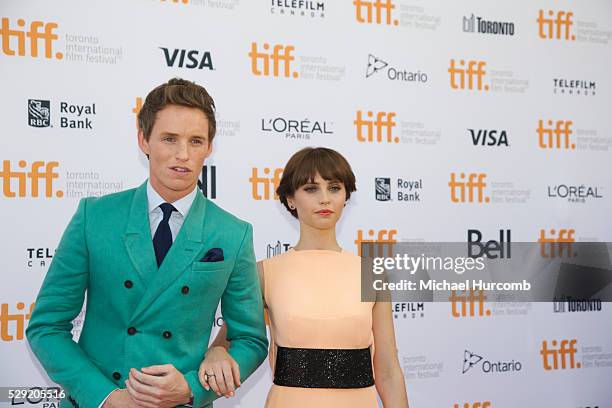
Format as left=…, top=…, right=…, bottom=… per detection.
left=138, top=129, right=150, bottom=160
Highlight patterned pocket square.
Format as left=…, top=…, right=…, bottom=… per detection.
left=200, top=247, right=224, bottom=262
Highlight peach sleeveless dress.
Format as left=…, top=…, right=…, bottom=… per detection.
left=261, top=249, right=378, bottom=407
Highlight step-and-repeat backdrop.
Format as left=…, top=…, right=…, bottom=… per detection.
left=2, top=0, right=612, bottom=407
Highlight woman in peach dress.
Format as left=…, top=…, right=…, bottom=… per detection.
left=199, top=147, right=408, bottom=407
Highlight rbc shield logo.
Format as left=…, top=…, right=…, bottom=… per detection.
left=375, top=177, right=391, bottom=201
left=28, top=99, right=50, bottom=128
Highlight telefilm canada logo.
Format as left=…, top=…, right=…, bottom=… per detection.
left=270, top=0, right=325, bottom=18
left=366, top=54, right=428, bottom=83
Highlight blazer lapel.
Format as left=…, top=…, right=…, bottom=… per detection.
left=123, top=181, right=156, bottom=290
left=130, top=192, right=207, bottom=321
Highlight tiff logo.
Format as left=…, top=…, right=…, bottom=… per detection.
left=448, top=59, right=489, bottom=91
left=0, top=302, right=34, bottom=341
left=541, top=339, right=581, bottom=370
left=354, top=0, right=398, bottom=26
left=249, top=42, right=298, bottom=78
left=537, top=10, right=575, bottom=40
left=355, top=229, right=397, bottom=257
left=249, top=167, right=283, bottom=200
left=449, top=173, right=490, bottom=203
left=449, top=290, right=491, bottom=318
left=354, top=111, right=398, bottom=143
left=454, top=403, right=491, bottom=408
left=0, top=160, right=63, bottom=198
left=538, top=229, right=575, bottom=258
left=537, top=120, right=575, bottom=149
left=0, top=18, right=63, bottom=59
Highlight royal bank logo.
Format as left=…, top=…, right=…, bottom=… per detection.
left=198, top=165, right=216, bottom=199
left=366, top=54, right=428, bottom=83
left=28, top=99, right=51, bottom=128
left=553, top=79, right=596, bottom=96
left=375, top=178, right=391, bottom=201
left=261, top=117, right=333, bottom=140
left=538, top=10, right=575, bottom=41
left=553, top=297, right=602, bottom=313
left=469, top=129, right=509, bottom=147
left=160, top=47, right=214, bottom=70
left=271, top=0, right=325, bottom=18
left=462, top=14, right=515, bottom=36
left=266, top=241, right=292, bottom=257
left=375, top=177, right=422, bottom=202
left=0, top=18, right=62, bottom=59
left=463, top=349, right=522, bottom=375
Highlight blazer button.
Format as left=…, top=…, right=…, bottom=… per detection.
left=181, top=286, right=189, bottom=294
left=127, top=327, right=137, bottom=335
left=163, top=331, right=172, bottom=339
left=112, top=372, right=121, bottom=380
left=124, top=280, right=133, bottom=289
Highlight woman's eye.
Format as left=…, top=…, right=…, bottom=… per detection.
left=330, top=186, right=341, bottom=192
left=304, top=187, right=317, bottom=193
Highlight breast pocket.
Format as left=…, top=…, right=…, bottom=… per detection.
left=189, top=261, right=230, bottom=300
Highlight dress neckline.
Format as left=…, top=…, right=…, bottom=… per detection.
left=289, top=248, right=344, bottom=254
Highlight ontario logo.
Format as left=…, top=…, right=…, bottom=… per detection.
left=366, top=54, right=428, bottom=83
left=462, top=349, right=522, bottom=374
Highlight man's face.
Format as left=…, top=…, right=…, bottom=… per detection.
left=138, top=104, right=212, bottom=202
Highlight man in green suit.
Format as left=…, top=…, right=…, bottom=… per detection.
left=26, top=78, right=268, bottom=408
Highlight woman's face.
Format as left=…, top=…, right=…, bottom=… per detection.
left=288, top=172, right=347, bottom=230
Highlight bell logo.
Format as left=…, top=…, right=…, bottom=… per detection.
left=540, top=339, right=581, bottom=370
left=249, top=43, right=298, bottom=78
left=355, top=229, right=397, bottom=257
left=449, top=290, right=491, bottom=317
left=449, top=173, right=490, bottom=203
left=160, top=47, right=213, bottom=70
left=249, top=167, right=283, bottom=200
left=354, top=111, right=398, bottom=143
left=448, top=59, right=489, bottom=91
left=538, top=229, right=575, bottom=258
left=0, top=18, right=62, bottom=59
left=353, top=0, right=399, bottom=26
left=537, top=120, right=575, bottom=149
left=537, top=10, right=575, bottom=41
left=0, top=160, right=63, bottom=198
left=454, top=403, right=491, bottom=408
left=0, top=302, right=35, bottom=341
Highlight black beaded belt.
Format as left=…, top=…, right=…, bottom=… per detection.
left=274, top=345, right=374, bottom=389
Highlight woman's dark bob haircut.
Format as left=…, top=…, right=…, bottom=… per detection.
left=276, top=147, right=357, bottom=218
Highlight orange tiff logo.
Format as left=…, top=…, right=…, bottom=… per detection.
left=454, top=403, right=492, bottom=408
left=249, top=167, right=283, bottom=200
left=537, top=10, right=575, bottom=40
left=0, top=302, right=35, bottom=341
left=541, top=339, right=581, bottom=370
left=449, top=290, right=490, bottom=318
left=0, top=160, right=63, bottom=198
left=449, top=173, right=490, bottom=203
left=354, top=111, right=398, bottom=143
left=448, top=59, right=489, bottom=91
left=355, top=229, right=397, bottom=257
left=133, top=97, right=143, bottom=127
left=538, top=229, right=575, bottom=258
left=354, top=0, right=398, bottom=26
left=537, top=120, right=575, bottom=149
left=0, top=18, right=62, bottom=59
left=249, top=43, right=298, bottom=78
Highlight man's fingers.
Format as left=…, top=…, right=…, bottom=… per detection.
left=141, top=364, right=172, bottom=376
left=207, top=371, right=222, bottom=396
left=231, top=360, right=241, bottom=388
left=125, top=379, right=158, bottom=405
left=130, top=368, right=163, bottom=387
left=199, top=365, right=210, bottom=390
left=221, top=363, right=236, bottom=395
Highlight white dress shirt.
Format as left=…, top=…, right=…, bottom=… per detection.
left=98, top=181, right=198, bottom=408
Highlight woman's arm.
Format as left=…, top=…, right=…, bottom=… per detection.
left=372, top=301, right=409, bottom=408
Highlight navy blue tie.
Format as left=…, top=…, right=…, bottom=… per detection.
left=153, top=203, right=176, bottom=267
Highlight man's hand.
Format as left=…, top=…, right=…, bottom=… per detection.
left=125, top=364, right=192, bottom=408
left=102, top=389, right=139, bottom=408
left=198, top=346, right=241, bottom=398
